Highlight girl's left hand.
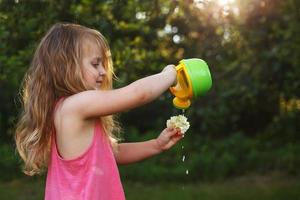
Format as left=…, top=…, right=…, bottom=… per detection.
left=155, top=127, right=184, bottom=151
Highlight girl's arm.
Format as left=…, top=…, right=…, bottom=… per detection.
left=114, top=127, right=183, bottom=165
left=61, top=65, right=177, bottom=119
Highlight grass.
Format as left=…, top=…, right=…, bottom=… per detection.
left=0, top=174, right=299, bottom=200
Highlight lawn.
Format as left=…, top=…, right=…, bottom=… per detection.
left=0, top=174, right=299, bottom=200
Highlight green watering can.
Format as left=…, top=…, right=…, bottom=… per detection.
left=169, top=58, right=212, bottom=109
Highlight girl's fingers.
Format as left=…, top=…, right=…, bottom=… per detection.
left=167, top=133, right=184, bottom=148
left=164, top=127, right=180, bottom=138
left=166, top=127, right=175, bottom=131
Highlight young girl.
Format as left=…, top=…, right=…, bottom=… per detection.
left=15, top=23, right=183, bottom=200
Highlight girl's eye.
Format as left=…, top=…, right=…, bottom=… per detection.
left=92, top=63, right=99, bottom=68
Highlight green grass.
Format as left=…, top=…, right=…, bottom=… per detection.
left=0, top=174, right=299, bottom=200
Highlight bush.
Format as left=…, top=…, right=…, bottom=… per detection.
left=0, top=143, right=22, bottom=181
left=119, top=129, right=300, bottom=182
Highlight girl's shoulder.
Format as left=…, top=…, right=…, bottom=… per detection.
left=53, top=96, right=97, bottom=160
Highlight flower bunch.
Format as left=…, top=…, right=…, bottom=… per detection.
left=166, top=115, right=190, bottom=134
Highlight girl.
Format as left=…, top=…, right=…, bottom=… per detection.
left=15, top=23, right=183, bottom=200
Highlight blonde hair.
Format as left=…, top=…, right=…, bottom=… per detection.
left=15, top=23, right=120, bottom=176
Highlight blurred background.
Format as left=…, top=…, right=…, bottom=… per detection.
left=0, top=0, right=299, bottom=199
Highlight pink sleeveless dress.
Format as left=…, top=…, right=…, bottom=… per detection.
left=45, top=98, right=125, bottom=200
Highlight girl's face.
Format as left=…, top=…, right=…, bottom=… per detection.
left=81, top=39, right=107, bottom=90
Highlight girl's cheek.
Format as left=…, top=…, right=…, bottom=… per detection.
left=87, top=68, right=97, bottom=76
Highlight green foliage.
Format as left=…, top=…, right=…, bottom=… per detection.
left=119, top=130, right=300, bottom=182
left=0, top=144, right=22, bottom=181
left=0, top=0, right=299, bottom=180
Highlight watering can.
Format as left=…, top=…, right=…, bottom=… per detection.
left=169, top=58, right=212, bottom=109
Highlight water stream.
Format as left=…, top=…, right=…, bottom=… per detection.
left=181, top=109, right=188, bottom=190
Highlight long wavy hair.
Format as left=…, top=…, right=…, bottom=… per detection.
left=15, top=23, right=120, bottom=176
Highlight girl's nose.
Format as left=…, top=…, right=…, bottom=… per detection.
left=99, top=66, right=106, bottom=76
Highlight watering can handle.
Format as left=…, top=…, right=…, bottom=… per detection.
left=176, top=63, right=183, bottom=71
left=170, top=63, right=191, bottom=98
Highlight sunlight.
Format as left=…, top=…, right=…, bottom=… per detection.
left=195, top=0, right=237, bottom=10
left=194, top=0, right=240, bottom=16
left=216, top=0, right=235, bottom=7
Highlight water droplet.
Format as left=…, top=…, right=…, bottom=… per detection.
left=186, top=169, right=189, bottom=175
left=182, top=155, right=185, bottom=162
left=182, top=109, right=185, bottom=115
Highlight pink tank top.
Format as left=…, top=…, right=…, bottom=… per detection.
left=45, top=98, right=125, bottom=200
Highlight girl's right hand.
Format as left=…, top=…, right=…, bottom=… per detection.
left=162, top=64, right=177, bottom=86
left=155, top=127, right=183, bottom=152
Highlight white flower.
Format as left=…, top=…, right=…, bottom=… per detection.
left=166, top=115, right=190, bottom=134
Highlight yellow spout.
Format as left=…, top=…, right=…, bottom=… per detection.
left=169, top=63, right=193, bottom=109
